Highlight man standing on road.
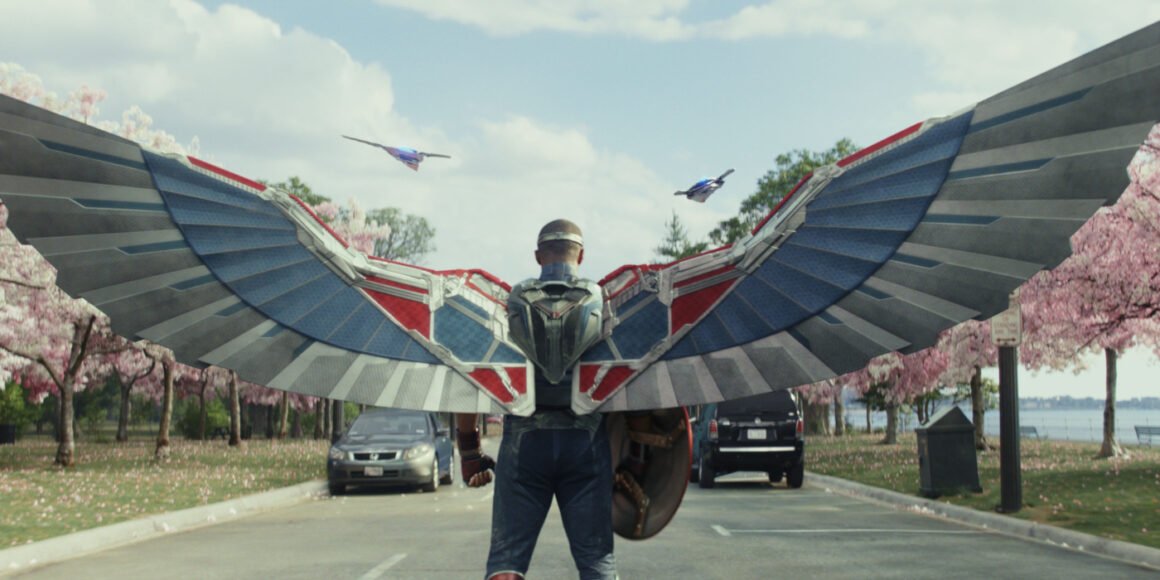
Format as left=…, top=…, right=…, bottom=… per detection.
left=456, top=218, right=618, bottom=580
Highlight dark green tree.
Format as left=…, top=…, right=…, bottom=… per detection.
left=709, top=138, right=859, bottom=245
left=262, top=177, right=436, bottom=263
left=654, top=211, right=708, bottom=262
left=366, top=208, right=437, bottom=263
left=262, top=176, right=330, bottom=206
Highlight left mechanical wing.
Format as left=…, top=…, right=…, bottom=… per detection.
left=1, top=96, right=532, bottom=415
left=576, top=22, right=1160, bottom=413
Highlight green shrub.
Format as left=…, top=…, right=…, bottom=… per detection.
left=177, top=398, right=229, bottom=440
left=0, top=381, right=36, bottom=436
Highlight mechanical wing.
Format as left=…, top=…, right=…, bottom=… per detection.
left=575, top=22, right=1160, bottom=414
left=1, top=107, right=531, bottom=415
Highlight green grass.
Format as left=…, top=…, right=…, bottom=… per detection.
left=0, top=437, right=328, bottom=547
left=809, top=432, right=1160, bottom=549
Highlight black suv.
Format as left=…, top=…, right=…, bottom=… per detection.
left=690, top=390, right=805, bottom=489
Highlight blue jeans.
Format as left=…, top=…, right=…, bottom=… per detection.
left=486, top=415, right=617, bottom=580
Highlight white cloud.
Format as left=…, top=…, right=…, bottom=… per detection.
left=370, top=0, right=1160, bottom=115
left=0, top=0, right=719, bottom=282
left=372, top=0, right=696, bottom=40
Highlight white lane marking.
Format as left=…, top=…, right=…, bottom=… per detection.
left=720, top=528, right=981, bottom=535
left=712, top=525, right=732, bottom=537
left=358, top=553, right=407, bottom=580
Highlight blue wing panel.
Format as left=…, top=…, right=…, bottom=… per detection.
left=771, top=243, right=879, bottom=289
left=201, top=246, right=316, bottom=282
left=783, top=227, right=908, bottom=263
left=228, top=261, right=328, bottom=304
left=606, top=296, right=668, bottom=360
left=293, top=288, right=367, bottom=340
left=753, top=260, right=848, bottom=313
left=327, top=302, right=383, bottom=349
left=490, top=342, right=526, bottom=364
left=434, top=305, right=493, bottom=362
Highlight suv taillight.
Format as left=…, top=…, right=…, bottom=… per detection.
left=708, top=419, right=718, bottom=441
left=796, top=418, right=804, bottom=437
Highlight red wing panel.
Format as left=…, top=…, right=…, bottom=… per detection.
left=363, top=288, right=431, bottom=339
left=670, top=278, right=738, bottom=334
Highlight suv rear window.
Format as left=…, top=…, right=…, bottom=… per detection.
left=716, top=391, right=797, bottom=416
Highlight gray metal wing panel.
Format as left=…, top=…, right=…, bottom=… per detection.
left=152, top=308, right=272, bottom=367
left=213, top=330, right=311, bottom=386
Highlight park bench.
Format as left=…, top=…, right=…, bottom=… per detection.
left=1019, top=426, right=1044, bottom=440
left=1135, top=425, right=1160, bottom=446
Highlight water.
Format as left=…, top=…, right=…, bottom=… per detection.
left=845, top=406, right=1160, bottom=444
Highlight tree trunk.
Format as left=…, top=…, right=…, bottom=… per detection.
left=1097, top=348, right=1126, bottom=459
left=155, top=361, right=174, bottom=460
left=291, top=408, right=302, bottom=439
left=198, top=389, right=208, bottom=441
left=228, top=372, right=241, bottom=447
left=833, top=389, right=846, bottom=436
left=278, top=391, right=290, bottom=439
left=970, top=365, right=990, bottom=450
left=331, top=400, right=345, bottom=442
left=264, top=404, right=274, bottom=439
left=313, top=399, right=325, bottom=440
left=865, top=405, right=872, bottom=434
left=55, top=387, right=76, bottom=467
left=116, top=382, right=132, bottom=442
left=881, top=403, right=899, bottom=444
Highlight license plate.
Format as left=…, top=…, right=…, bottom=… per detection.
left=364, top=466, right=383, bottom=477
left=747, top=429, right=767, bottom=440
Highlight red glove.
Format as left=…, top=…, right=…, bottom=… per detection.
left=458, top=429, right=496, bottom=487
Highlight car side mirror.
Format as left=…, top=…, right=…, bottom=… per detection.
left=437, top=427, right=449, bottom=437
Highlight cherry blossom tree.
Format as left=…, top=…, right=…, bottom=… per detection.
left=0, top=63, right=198, bottom=155
left=100, top=342, right=159, bottom=442
left=937, top=320, right=998, bottom=450
left=1021, top=125, right=1160, bottom=459
left=796, top=379, right=844, bottom=436
left=1, top=203, right=125, bottom=465
left=843, top=348, right=949, bottom=444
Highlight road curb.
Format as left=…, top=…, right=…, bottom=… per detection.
left=807, top=471, right=1160, bottom=572
left=0, top=479, right=327, bottom=576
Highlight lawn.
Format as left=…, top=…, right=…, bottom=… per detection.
left=808, top=432, right=1160, bottom=549
left=0, top=437, right=329, bottom=547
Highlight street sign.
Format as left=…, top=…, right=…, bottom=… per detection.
left=991, top=303, right=1022, bottom=347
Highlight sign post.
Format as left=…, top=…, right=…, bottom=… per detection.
left=991, top=294, right=1022, bottom=513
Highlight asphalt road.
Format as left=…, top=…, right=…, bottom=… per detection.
left=12, top=469, right=1156, bottom=580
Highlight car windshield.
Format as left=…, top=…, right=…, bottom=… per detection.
left=716, top=391, right=797, bottom=416
left=348, top=411, right=429, bottom=437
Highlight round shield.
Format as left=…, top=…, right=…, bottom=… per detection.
left=606, top=408, right=692, bottom=540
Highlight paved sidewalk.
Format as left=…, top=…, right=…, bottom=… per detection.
left=808, top=472, right=1160, bottom=572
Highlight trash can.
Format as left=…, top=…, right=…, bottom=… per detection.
left=0, top=424, right=17, bottom=445
left=915, top=406, right=981, bottom=498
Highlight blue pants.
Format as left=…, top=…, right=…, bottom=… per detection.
left=486, top=417, right=617, bottom=579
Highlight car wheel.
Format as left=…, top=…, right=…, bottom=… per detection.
left=328, top=482, right=345, bottom=496
left=767, top=470, right=783, bottom=484
left=421, top=459, right=439, bottom=492
left=698, top=453, right=715, bottom=489
left=786, top=462, right=804, bottom=489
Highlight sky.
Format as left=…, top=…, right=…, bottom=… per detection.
left=0, top=1, right=1157, bottom=400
